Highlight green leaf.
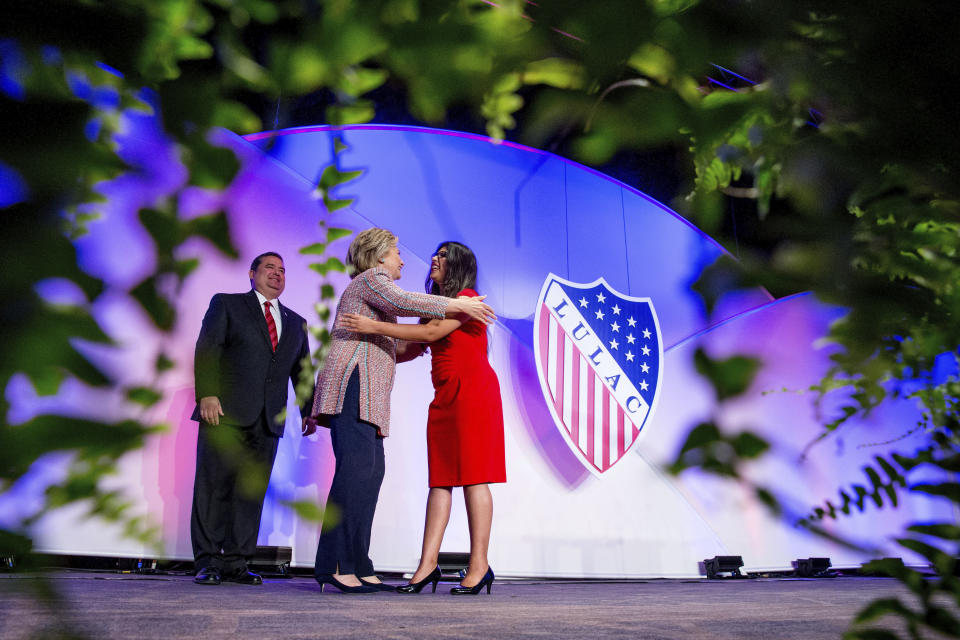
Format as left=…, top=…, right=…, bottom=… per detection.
left=932, top=454, right=960, bottom=473
left=852, top=485, right=869, bottom=511
left=3, top=298, right=113, bottom=396
left=309, top=257, right=348, bottom=276
left=865, top=466, right=884, bottom=491
left=925, top=606, right=960, bottom=636
left=300, top=242, right=328, bottom=255
left=211, top=100, right=262, bottom=134
left=324, top=196, right=355, bottom=212
left=326, top=227, right=353, bottom=242
left=895, top=537, right=953, bottom=573
left=130, top=276, right=176, bottom=331
left=852, top=597, right=916, bottom=624
left=875, top=455, right=906, bottom=487
left=626, top=44, right=674, bottom=84
left=173, top=35, right=214, bottom=61
left=281, top=499, right=323, bottom=521
left=693, top=348, right=761, bottom=401
left=173, top=258, right=200, bottom=281
left=522, top=58, right=585, bottom=90
left=754, top=487, right=781, bottom=515
left=336, top=67, right=389, bottom=97
left=185, top=211, right=237, bottom=259
left=677, top=422, right=722, bottom=455
left=0, top=530, right=33, bottom=560
left=730, top=432, right=769, bottom=459
left=380, top=0, right=419, bottom=24
left=272, top=42, right=329, bottom=93
left=860, top=558, right=908, bottom=579
left=318, top=165, right=364, bottom=191
left=139, top=208, right=179, bottom=255
left=126, top=386, right=163, bottom=407
left=669, top=422, right=741, bottom=477
left=314, top=303, right=332, bottom=323
left=572, top=132, right=619, bottom=165
left=155, top=353, right=175, bottom=372
left=911, top=483, right=960, bottom=503
left=281, top=499, right=340, bottom=528
left=182, top=141, right=240, bottom=190
left=906, top=523, right=960, bottom=540
left=326, top=102, right=376, bottom=126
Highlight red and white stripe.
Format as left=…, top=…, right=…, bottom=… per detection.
left=538, top=304, right=641, bottom=473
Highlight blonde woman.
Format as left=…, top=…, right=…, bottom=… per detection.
left=340, top=241, right=504, bottom=596
left=309, top=228, right=495, bottom=594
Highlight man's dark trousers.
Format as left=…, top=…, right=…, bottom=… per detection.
left=190, top=411, right=279, bottom=575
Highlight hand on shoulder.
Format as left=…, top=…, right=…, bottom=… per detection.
left=451, top=294, right=496, bottom=325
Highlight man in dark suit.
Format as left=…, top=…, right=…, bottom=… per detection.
left=190, top=251, right=312, bottom=585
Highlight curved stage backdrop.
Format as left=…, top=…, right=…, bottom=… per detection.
left=5, top=119, right=951, bottom=577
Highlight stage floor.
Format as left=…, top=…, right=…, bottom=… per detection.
left=0, top=572, right=925, bottom=639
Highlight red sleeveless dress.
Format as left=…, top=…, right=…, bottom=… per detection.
left=426, top=289, right=506, bottom=487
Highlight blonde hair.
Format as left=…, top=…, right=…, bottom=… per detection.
left=346, top=227, right=397, bottom=277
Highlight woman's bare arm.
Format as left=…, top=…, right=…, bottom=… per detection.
left=338, top=313, right=463, bottom=343
left=357, top=269, right=495, bottom=324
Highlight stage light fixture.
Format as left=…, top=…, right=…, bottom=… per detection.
left=703, top=555, right=744, bottom=579
left=251, top=545, right=292, bottom=578
left=793, top=557, right=833, bottom=577
left=438, top=552, right=470, bottom=576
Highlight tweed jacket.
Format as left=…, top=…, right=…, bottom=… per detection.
left=312, top=267, right=450, bottom=436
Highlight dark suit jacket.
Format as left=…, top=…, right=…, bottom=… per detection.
left=192, top=290, right=311, bottom=436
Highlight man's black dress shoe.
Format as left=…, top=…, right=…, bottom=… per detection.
left=223, top=570, right=263, bottom=585
left=194, top=567, right=221, bottom=585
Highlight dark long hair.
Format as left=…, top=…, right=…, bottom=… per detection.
left=424, top=241, right=477, bottom=298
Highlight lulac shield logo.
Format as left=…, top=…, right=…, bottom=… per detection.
left=533, top=274, right=663, bottom=475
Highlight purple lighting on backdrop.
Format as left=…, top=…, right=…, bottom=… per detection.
left=244, top=124, right=729, bottom=260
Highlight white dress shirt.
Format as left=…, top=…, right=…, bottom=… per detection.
left=254, top=290, right=282, bottom=340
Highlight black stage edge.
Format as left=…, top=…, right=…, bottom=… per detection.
left=6, top=547, right=302, bottom=579
left=2, top=551, right=936, bottom=580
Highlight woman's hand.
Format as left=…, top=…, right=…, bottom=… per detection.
left=449, top=295, right=496, bottom=325
left=339, top=312, right=379, bottom=334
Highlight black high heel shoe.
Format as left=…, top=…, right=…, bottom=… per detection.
left=450, top=567, right=494, bottom=595
left=359, top=577, right=396, bottom=592
left=315, top=574, right=377, bottom=594
left=396, top=566, right=442, bottom=594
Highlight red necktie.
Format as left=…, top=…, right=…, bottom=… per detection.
left=264, top=301, right=278, bottom=351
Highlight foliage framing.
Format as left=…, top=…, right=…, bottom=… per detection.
left=2, top=1, right=960, bottom=637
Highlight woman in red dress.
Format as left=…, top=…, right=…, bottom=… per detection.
left=339, top=241, right=505, bottom=595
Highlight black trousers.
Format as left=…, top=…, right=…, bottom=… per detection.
left=314, top=370, right=385, bottom=577
left=190, top=412, right=279, bottom=574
